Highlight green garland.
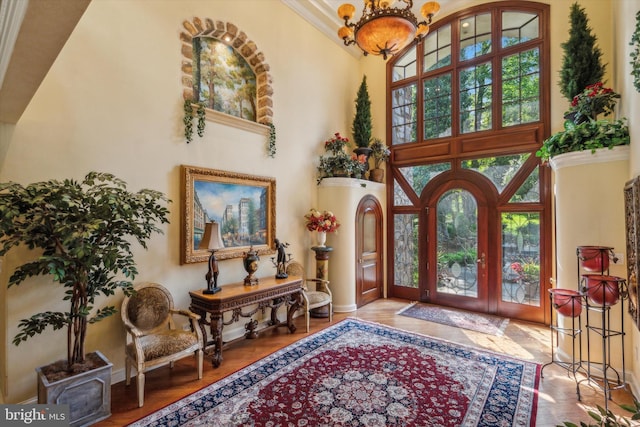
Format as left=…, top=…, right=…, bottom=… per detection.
left=631, top=11, right=640, bottom=93
left=183, top=99, right=194, bottom=144
left=266, top=123, right=276, bottom=158
left=197, top=103, right=206, bottom=137
left=183, top=100, right=207, bottom=143
left=186, top=101, right=274, bottom=153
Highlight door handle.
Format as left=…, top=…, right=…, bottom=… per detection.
left=476, top=252, right=486, bottom=269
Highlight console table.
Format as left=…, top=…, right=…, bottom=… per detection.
left=189, top=276, right=303, bottom=367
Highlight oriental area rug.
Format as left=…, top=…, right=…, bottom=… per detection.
left=397, top=302, right=510, bottom=336
left=128, top=318, right=539, bottom=427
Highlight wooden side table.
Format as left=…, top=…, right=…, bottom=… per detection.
left=189, top=276, right=303, bottom=367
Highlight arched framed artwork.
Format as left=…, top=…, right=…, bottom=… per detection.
left=180, top=18, right=273, bottom=133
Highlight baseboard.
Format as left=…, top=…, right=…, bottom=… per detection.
left=333, top=304, right=357, bottom=312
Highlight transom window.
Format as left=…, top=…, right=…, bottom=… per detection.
left=390, top=6, right=544, bottom=145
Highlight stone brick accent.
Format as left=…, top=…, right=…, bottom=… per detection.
left=181, top=18, right=273, bottom=126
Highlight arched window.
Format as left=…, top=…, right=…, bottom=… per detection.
left=386, top=2, right=551, bottom=323
left=389, top=3, right=546, bottom=145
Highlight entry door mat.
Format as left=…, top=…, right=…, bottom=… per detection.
left=397, top=302, right=510, bottom=336
left=128, top=318, right=538, bottom=426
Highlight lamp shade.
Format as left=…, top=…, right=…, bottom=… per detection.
left=199, top=221, right=224, bottom=251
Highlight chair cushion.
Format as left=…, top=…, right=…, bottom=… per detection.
left=306, top=290, right=330, bottom=305
left=127, top=330, right=199, bottom=361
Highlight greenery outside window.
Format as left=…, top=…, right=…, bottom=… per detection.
left=391, top=84, right=418, bottom=144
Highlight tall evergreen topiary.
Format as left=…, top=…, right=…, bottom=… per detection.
left=559, top=2, right=606, bottom=102
left=352, top=75, right=372, bottom=148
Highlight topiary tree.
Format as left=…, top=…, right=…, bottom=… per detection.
left=559, top=2, right=606, bottom=102
left=352, top=75, right=372, bottom=148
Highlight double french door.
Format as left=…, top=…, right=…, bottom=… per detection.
left=391, top=155, right=550, bottom=324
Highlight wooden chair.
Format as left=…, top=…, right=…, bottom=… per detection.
left=121, top=282, right=203, bottom=407
left=286, top=261, right=332, bottom=332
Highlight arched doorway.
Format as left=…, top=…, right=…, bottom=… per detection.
left=356, top=195, right=383, bottom=307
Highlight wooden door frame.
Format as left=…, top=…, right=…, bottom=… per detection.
left=356, top=195, right=383, bottom=307
left=420, top=170, right=497, bottom=312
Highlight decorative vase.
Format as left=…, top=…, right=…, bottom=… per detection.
left=316, top=231, right=327, bottom=247
left=243, top=246, right=260, bottom=285
left=370, top=168, right=384, bottom=182
left=583, top=274, right=622, bottom=306
left=549, top=289, right=582, bottom=317
left=577, top=246, right=612, bottom=272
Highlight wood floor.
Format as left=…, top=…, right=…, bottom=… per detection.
left=96, top=298, right=636, bottom=426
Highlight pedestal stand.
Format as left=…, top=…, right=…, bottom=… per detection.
left=541, top=289, right=584, bottom=386
left=311, top=246, right=333, bottom=318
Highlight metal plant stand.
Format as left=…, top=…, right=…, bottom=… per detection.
left=541, top=288, right=584, bottom=384
left=578, top=275, right=628, bottom=410
left=574, top=246, right=628, bottom=411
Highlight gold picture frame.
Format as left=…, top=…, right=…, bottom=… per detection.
left=181, top=165, right=276, bottom=264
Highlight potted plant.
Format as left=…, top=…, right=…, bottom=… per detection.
left=369, top=138, right=390, bottom=182
left=352, top=75, right=373, bottom=163
left=317, top=132, right=367, bottom=183
left=0, top=172, right=170, bottom=426
left=536, top=83, right=629, bottom=162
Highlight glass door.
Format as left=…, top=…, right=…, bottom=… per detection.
left=424, top=184, right=489, bottom=312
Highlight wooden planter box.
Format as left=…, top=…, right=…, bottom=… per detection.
left=36, top=351, right=112, bottom=427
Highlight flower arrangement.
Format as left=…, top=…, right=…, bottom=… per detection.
left=304, top=209, right=340, bottom=233
left=565, top=82, right=620, bottom=124
left=317, top=132, right=367, bottom=183
left=324, top=132, right=350, bottom=155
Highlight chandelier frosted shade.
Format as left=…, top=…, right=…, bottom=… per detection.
left=356, top=15, right=416, bottom=58
left=338, top=0, right=440, bottom=59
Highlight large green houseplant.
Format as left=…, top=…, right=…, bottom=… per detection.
left=0, top=172, right=170, bottom=371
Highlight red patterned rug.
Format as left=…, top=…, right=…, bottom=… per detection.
left=397, top=302, right=510, bottom=336
left=128, top=318, right=539, bottom=426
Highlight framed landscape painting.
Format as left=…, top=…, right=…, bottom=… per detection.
left=181, top=165, right=276, bottom=264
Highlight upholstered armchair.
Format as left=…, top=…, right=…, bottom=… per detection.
left=121, top=282, right=203, bottom=407
left=286, top=261, right=332, bottom=332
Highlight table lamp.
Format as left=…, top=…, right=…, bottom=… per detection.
left=199, top=221, right=224, bottom=294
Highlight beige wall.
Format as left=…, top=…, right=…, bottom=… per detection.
left=0, top=0, right=367, bottom=403
left=2, top=0, right=640, bottom=405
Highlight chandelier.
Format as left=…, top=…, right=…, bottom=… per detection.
left=337, top=0, right=441, bottom=59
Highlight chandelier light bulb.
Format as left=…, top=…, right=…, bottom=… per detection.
left=421, top=1, right=441, bottom=18
left=338, top=3, right=356, bottom=20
